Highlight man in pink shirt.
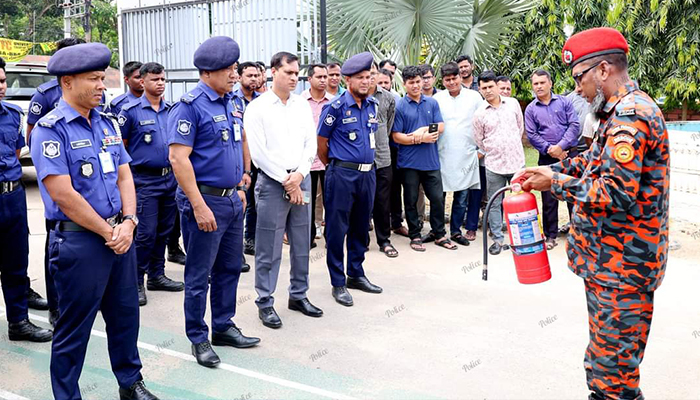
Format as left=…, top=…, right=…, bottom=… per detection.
left=301, top=64, right=334, bottom=248
left=473, top=71, right=526, bottom=255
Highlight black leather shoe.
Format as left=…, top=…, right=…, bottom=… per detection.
left=489, top=242, right=502, bottom=255
left=191, top=341, right=220, bottom=368
left=332, top=286, right=353, bottom=307
left=288, top=298, right=323, bottom=317
left=49, top=309, right=59, bottom=327
left=8, top=319, right=52, bottom=342
left=212, top=325, right=260, bottom=348
left=258, top=307, right=282, bottom=329
left=27, top=287, right=49, bottom=310
left=119, top=380, right=159, bottom=400
left=242, top=262, right=251, bottom=273
left=244, top=239, right=255, bottom=255
left=138, top=285, right=147, bottom=306
left=147, top=275, right=184, bottom=292
left=167, top=245, right=186, bottom=265
left=347, top=276, right=383, bottom=294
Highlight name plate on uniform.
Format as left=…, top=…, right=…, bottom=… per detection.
left=213, top=115, right=227, bottom=123
left=342, top=117, right=357, bottom=124
left=70, top=139, right=92, bottom=149
left=139, top=120, right=156, bottom=126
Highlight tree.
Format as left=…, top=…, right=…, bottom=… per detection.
left=327, top=0, right=534, bottom=70
left=608, top=0, right=700, bottom=118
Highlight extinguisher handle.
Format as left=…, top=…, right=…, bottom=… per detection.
left=510, top=175, right=528, bottom=192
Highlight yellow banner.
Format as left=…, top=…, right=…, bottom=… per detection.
left=0, top=38, right=58, bottom=62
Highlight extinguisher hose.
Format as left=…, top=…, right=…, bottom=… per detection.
left=482, top=186, right=513, bottom=281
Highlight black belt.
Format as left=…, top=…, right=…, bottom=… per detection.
left=56, top=213, right=121, bottom=232
left=198, top=184, right=235, bottom=197
left=133, top=165, right=172, bottom=176
left=332, top=160, right=374, bottom=172
left=0, top=180, right=22, bottom=194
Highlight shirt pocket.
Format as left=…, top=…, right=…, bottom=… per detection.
left=1, top=129, right=18, bottom=155
left=67, top=147, right=100, bottom=188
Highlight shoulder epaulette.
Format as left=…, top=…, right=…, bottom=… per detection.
left=4, top=102, right=24, bottom=116
left=181, top=88, right=203, bottom=104
left=36, top=111, right=64, bottom=128
left=36, top=79, right=59, bottom=95
left=330, top=98, right=343, bottom=110
left=121, top=101, right=139, bottom=112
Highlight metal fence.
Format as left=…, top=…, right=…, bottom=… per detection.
left=119, top=0, right=320, bottom=102
left=669, top=127, right=700, bottom=194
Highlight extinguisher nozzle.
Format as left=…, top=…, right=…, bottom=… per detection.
left=482, top=269, right=488, bottom=281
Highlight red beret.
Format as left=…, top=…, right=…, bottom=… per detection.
left=562, top=27, right=629, bottom=67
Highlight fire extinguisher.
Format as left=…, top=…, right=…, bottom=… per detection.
left=481, top=176, right=551, bottom=284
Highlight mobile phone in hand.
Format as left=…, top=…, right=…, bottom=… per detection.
left=429, top=123, right=438, bottom=133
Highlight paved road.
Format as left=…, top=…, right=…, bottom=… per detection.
left=1, top=168, right=698, bottom=399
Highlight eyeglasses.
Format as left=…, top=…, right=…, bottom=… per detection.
left=572, top=61, right=602, bottom=85
left=422, top=75, right=434, bottom=81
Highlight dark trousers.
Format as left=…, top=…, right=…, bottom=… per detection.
left=389, top=146, right=404, bottom=229
left=402, top=168, right=445, bottom=239
left=177, top=189, right=244, bottom=344
left=464, top=188, right=482, bottom=232
left=324, top=163, right=375, bottom=287
left=373, top=165, right=392, bottom=247
left=0, top=186, right=30, bottom=323
left=447, top=189, right=469, bottom=236
left=44, top=219, right=59, bottom=313
left=245, top=168, right=258, bottom=241
left=167, top=209, right=182, bottom=249
left=134, top=173, right=177, bottom=285
left=310, top=170, right=325, bottom=242
left=49, top=229, right=143, bottom=400
left=538, top=153, right=574, bottom=239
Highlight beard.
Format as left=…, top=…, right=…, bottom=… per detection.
left=349, top=86, right=369, bottom=100
left=591, top=85, right=607, bottom=116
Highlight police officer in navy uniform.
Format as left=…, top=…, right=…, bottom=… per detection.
left=169, top=36, right=260, bottom=368
left=317, top=52, right=383, bottom=307
left=109, top=61, right=144, bottom=116
left=118, top=62, right=184, bottom=307
left=25, top=38, right=91, bottom=319
left=0, top=56, right=53, bottom=343
left=30, top=43, right=158, bottom=400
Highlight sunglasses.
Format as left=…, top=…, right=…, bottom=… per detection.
left=572, top=61, right=602, bottom=85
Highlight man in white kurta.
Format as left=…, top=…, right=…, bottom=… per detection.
left=434, top=62, right=483, bottom=246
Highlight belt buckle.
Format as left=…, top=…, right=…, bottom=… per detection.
left=360, top=164, right=371, bottom=172
left=1, top=182, right=8, bottom=193
left=224, top=188, right=234, bottom=197
left=106, top=215, right=119, bottom=227
left=161, top=168, right=168, bottom=176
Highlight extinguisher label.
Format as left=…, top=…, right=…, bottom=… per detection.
left=508, top=210, right=544, bottom=256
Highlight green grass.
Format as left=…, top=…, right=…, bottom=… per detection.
left=524, top=145, right=539, bottom=167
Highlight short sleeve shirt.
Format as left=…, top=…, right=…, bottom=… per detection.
left=30, top=99, right=131, bottom=221
left=118, top=96, right=171, bottom=168
left=392, top=94, right=444, bottom=171
left=0, top=102, right=25, bottom=182
left=317, top=91, right=378, bottom=164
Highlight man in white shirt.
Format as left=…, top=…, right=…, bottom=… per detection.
left=244, top=52, right=322, bottom=329
left=434, top=62, right=483, bottom=245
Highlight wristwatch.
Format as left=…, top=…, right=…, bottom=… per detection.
left=244, top=170, right=253, bottom=176
left=123, top=214, right=139, bottom=227
left=236, top=184, right=248, bottom=193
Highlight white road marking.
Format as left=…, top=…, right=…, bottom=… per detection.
left=0, top=308, right=357, bottom=400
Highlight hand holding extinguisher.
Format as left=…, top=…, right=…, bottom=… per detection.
left=481, top=171, right=552, bottom=285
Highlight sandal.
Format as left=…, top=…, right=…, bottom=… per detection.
left=435, top=237, right=458, bottom=250
left=421, top=232, right=437, bottom=243
left=410, top=238, right=426, bottom=252
left=450, top=234, right=470, bottom=246
left=380, top=243, right=399, bottom=258
left=545, top=238, right=557, bottom=250
left=465, top=230, right=476, bottom=241
left=393, top=226, right=410, bottom=237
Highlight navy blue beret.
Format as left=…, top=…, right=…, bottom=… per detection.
left=341, top=52, right=374, bottom=76
left=194, top=36, right=240, bottom=71
left=47, top=43, right=111, bottom=75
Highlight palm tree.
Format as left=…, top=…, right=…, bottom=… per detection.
left=327, top=0, right=534, bottom=68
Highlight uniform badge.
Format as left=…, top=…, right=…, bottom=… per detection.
left=213, top=115, right=227, bottom=123
left=177, top=120, right=192, bottom=136
left=324, top=114, right=336, bottom=126
left=616, top=108, right=636, bottom=117
left=342, top=117, right=357, bottom=124
left=144, top=133, right=153, bottom=144
left=117, top=114, right=127, bottom=126
left=563, top=50, right=573, bottom=65
left=349, top=132, right=357, bottom=141
left=42, top=141, right=60, bottom=159
left=80, top=161, right=94, bottom=177
left=221, top=129, right=230, bottom=142
left=30, top=102, right=42, bottom=115
left=139, top=120, right=155, bottom=126
left=345, top=110, right=351, bottom=116
left=613, top=143, right=634, bottom=164
left=70, top=139, right=91, bottom=149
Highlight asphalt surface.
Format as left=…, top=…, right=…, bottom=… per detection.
left=0, top=168, right=698, bottom=399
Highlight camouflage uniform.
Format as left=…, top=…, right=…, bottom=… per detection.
left=549, top=80, right=670, bottom=399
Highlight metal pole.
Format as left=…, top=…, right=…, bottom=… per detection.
left=84, top=0, right=92, bottom=42
left=320, top=0, right=327, bottom=63
left=32, top=11, right=36, bottom=54
left=64, top=6, right=71, bottom=39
